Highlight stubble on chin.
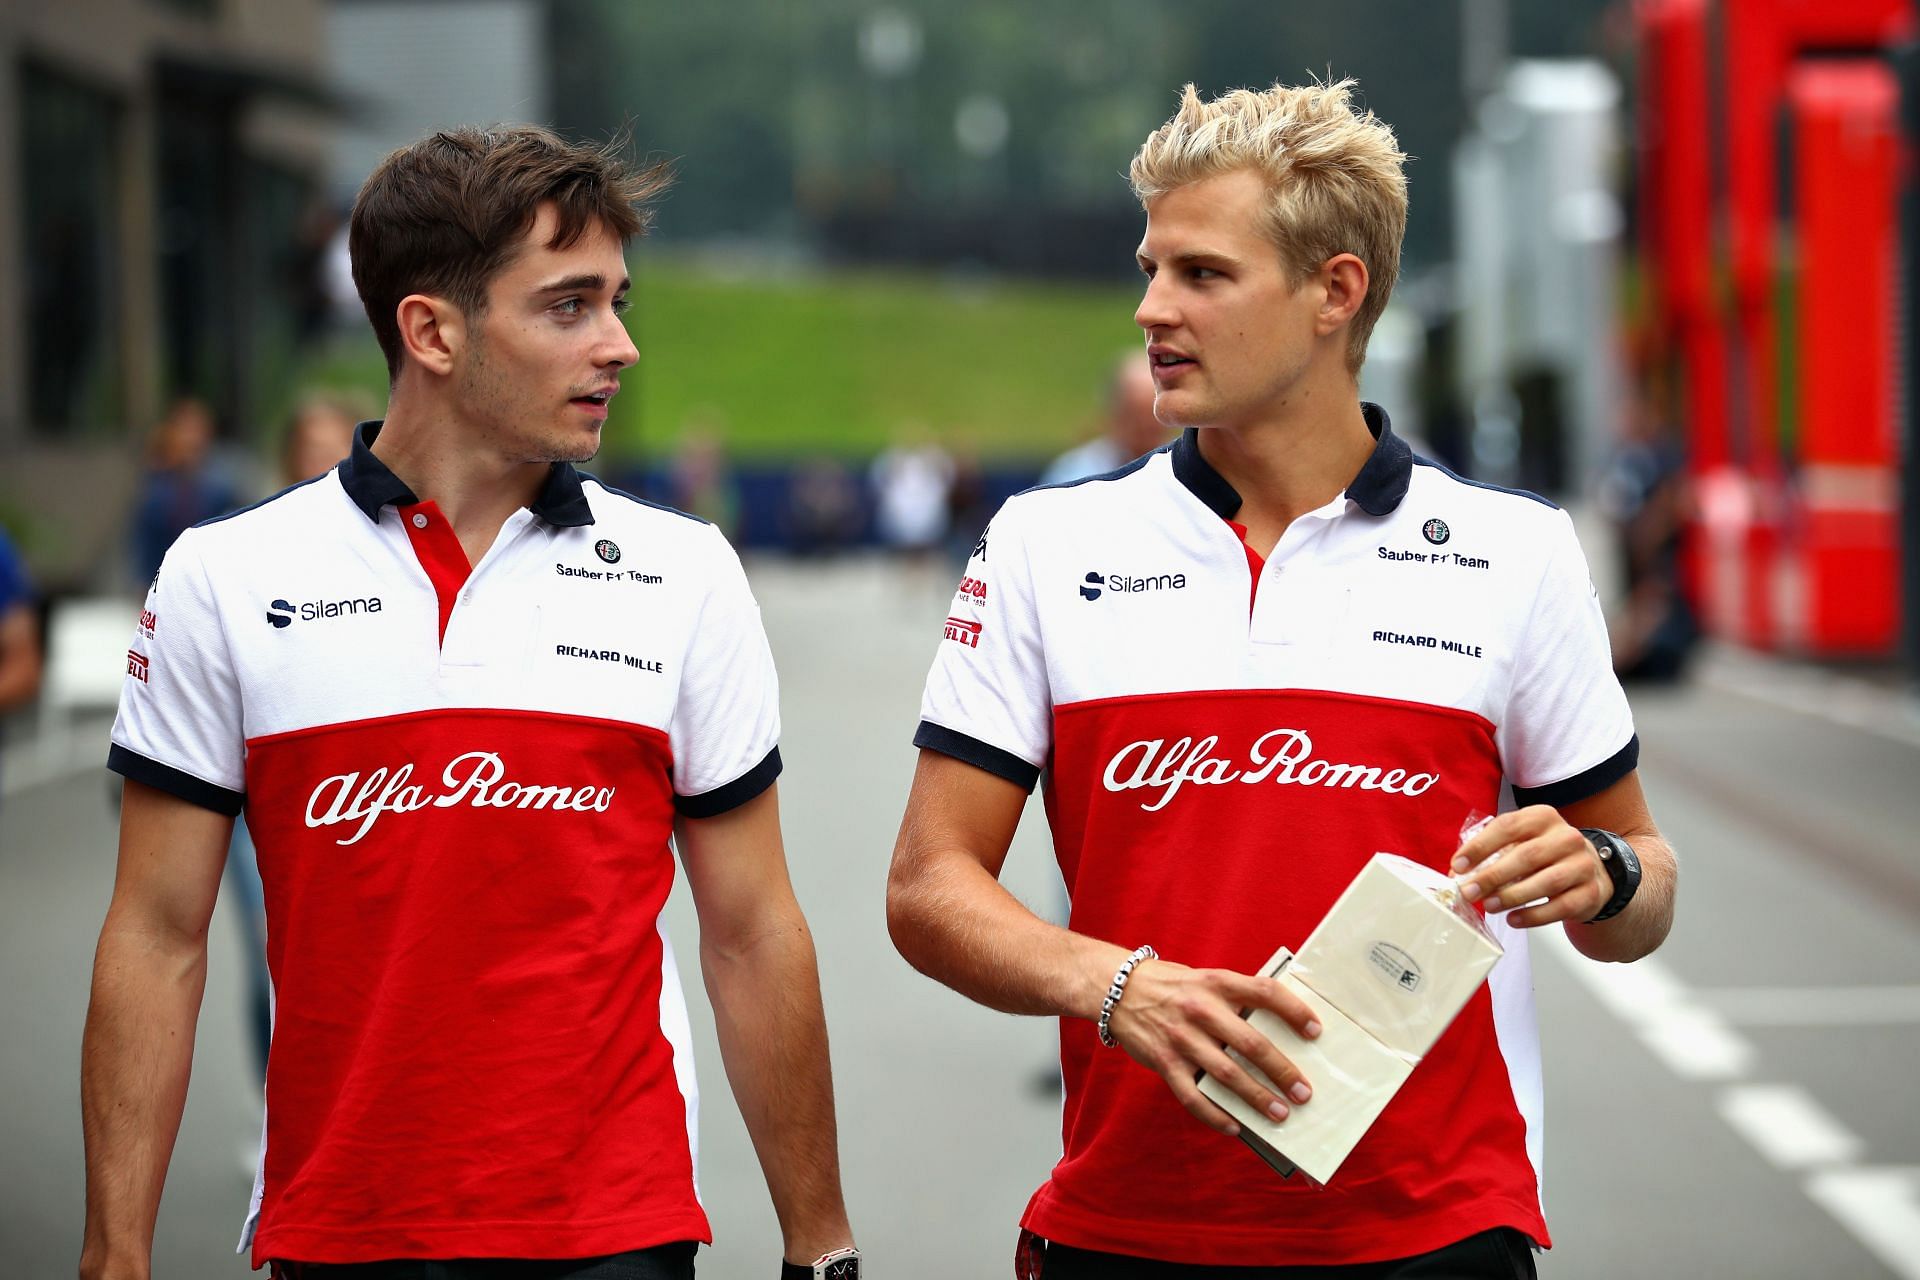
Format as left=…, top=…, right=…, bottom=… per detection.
left=519, top=420, right=604, bottom=466
left=538, top=439, right=602, bottom=465
left=455, top=353, right=604, bottom=466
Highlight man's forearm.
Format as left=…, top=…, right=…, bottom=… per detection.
left=79, top=916, right=209, bottom=1280
left=702, top=910, right=853, bottom=1262
left=886, top=842, right=1124, bottom=1023
left=0, top=657, right=40, bottom=711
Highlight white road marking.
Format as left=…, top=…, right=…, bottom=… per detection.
left=1637, top=1010, right=1758, bottom=1081
left=1806, top=1168, right=1920, bottom=1280
left=1538, top=928, right=1756, bottom=1079
left=1543, top=930, right=1920, bottom=1276
left=1717, top=1085, right=1865, bottom=1169
left=1698, top=985, right=1920, bottom=1027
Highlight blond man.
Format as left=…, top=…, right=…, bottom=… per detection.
left=888, top=81, right=1676, bottom=1278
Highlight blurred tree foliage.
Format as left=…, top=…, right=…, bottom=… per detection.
left=548, top=1, right=1612, bottom=276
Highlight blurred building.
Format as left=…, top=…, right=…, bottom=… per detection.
left=1452, top=58, right=1624, bottom=501
left=1629, top=0, right=1912, bottom=662
left=0, top=0, right=335, bottom=588
left=327, top=0, right=549, bottom=207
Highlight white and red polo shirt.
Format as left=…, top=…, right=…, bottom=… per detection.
left=917, top=404, right=1636, bottom=1266
left=110, top=423, right=782, bottom=1266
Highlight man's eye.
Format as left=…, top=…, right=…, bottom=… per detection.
left=553, top=298, right=582, bottom=316
left=1190, top=267, right=1219, bottom=281
left=612, top=296, right=632, bottom=316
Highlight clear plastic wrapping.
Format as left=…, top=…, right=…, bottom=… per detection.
left=1288, top=853, right=1504, bottom=1062
left=1197, top=839, right=1504, bottom=1185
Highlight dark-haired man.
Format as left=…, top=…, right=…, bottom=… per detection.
left=83, top=126, right=857, bottom=1280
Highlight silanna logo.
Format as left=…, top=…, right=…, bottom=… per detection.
left=1080, top=569, right=1187, bottom=602
left=267, top=596, right=383, bottom=629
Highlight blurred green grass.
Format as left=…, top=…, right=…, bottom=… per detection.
left=297, top=260, right=1144, bottom=461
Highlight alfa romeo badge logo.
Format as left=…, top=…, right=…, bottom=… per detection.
left=595, top=539, right=622, bottom=564
left=1422, top=518, right=1450, bottom=546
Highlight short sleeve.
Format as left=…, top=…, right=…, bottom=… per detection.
left=0, top=531, right=31, bottom=613
left=914, top=501, right=1052, bottom=791
left=1498, top=509, right=1638, bottom=808
left=670, top=528, right=782, bottom=817
left=108, top=529, right=247, bottom=815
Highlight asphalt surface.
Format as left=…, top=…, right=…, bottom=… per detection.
left=3, top=556, right=1917, bottom=1278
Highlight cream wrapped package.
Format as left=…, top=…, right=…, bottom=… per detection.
left=1197, top=853, right=1504, bottom=1184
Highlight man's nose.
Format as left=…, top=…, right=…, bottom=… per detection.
left=602, top=311, right=639, bottom=367
left=1135, top=276, right=1175, bottom=332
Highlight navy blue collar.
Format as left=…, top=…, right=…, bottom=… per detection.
left=338, top=420, right=595, bottom=527
left=1169, top=401, right=1411, bottom=520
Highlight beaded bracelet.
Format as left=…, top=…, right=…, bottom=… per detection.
left=1097, top=944, right=1158, bottom=1048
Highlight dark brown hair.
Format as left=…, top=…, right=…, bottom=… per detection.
left=348, top=125, right=672, bottom=380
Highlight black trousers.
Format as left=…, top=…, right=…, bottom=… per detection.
left=1021, top=1228, right=1537, bottom=1280
left=268, top=1242, right=697, bottom=1280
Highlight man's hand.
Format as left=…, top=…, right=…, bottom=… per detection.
left=1450, top=805, right=1607, bottom=928
left=1106, top=957, right=1321, bottom=1136
left=889, top=752, right=1330, bottom=1138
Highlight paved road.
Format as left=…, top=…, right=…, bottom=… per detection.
left=3, top=558, right=1916, bottom=1278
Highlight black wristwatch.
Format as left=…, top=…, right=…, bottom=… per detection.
left=782, top=1248, right=860, bottom=1279
left=1580, top=827, right=1642, bottom=923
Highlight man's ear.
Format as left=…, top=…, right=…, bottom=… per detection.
left=394, top=294, right=465, bottom=378
left=1316, top=253, right=1370, bottom=338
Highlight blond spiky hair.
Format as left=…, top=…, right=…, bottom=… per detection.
left=1130, top=80, right=1408, bottom=374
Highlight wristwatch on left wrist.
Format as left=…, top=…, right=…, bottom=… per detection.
left=1580, top=827, right=1642, bottom=923
left=782, top=1247, right=860, bottom=1279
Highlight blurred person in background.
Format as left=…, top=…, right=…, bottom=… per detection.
left=84, top=125, right=856, bottom=1280
left=870, top=424, right=953, bottom=577
left=943, top=434, right=992, bottom=569
left=225, top=393, right=369, bottom=1090
left=1600, top=381, right=1697, bottom=683
left=1031, top=354, right=1172, bottom=944
left=128, top=396, right=242, bottom=586
left=890, top=80, right=1676, bottom=1278
left=668, top=413, right=741, bottom=537
left=0, top=525, right=45, bottom=790
left=282, top=392, right=370, bottom=487
left=786, top=457, right=864, bottom=556
left=1039, top=354, right=1172, bottom=486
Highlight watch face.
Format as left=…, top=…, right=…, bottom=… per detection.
left=824, top=1260, right=860, bottom=1280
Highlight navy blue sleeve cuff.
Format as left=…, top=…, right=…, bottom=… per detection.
left=107, top=744, right=245, bottom=817
left=675, top=745, right=782, bottom=818
left=913, top=720, right=1041, bottom=793
left=1511, top=734, right=1639, bottom=809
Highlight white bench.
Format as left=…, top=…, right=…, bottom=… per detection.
left=38, top=595, right=139, bottom=750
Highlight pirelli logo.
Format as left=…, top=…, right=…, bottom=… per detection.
left=943, top=616, right=983, bottom=648
left=126, top=650, right=150, bottom=683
